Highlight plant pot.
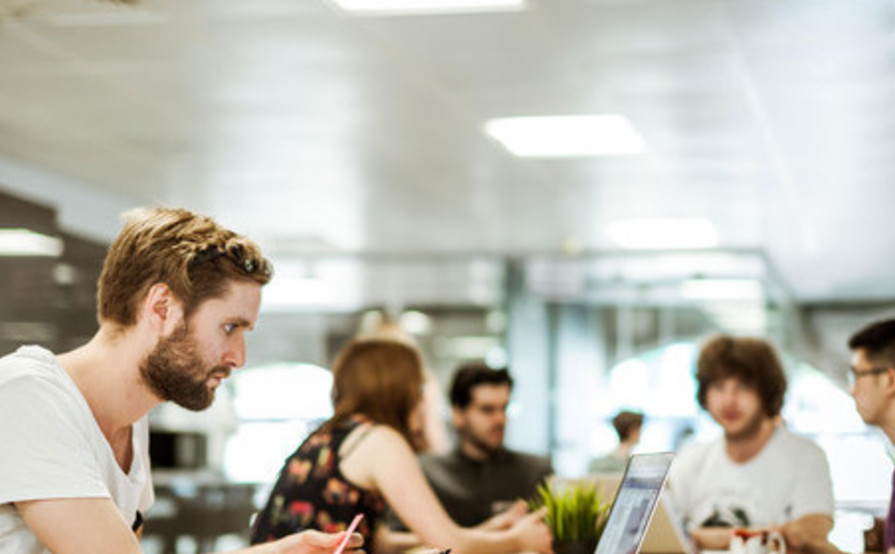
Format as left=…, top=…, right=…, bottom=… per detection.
left=552, top=539, right=598, bottom=554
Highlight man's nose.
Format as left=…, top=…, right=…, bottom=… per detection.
left=223, top=335, right=246, bottom=368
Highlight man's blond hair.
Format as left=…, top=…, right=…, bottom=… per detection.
left=97, top=207, right=272, bottom=327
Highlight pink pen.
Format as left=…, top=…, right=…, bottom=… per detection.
left=333, top=513, right=364, bottom=554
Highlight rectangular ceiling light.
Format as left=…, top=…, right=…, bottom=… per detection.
left=484, top=114, right=645, bottom=158
left=606, top=218, right=719, bottom=249
left=330, top=0, right=525, bottom=16
left=0, top=229, right=63, bottom=257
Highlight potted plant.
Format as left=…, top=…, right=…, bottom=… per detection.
left=530, top=479, right=611, bottom=554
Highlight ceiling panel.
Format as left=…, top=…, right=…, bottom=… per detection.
left=0, top=0, right=894, bottom=301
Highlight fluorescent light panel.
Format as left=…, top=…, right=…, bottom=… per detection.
left=0, top=229, right=63, bottom=257
left=485, top=114, right=645, bottom=158
left=606, top=218, right=719, bottom=249
left=331, top=0, right=525, bottom=16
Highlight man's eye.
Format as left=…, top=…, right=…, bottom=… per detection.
left=224, top=323, right=236, bottom=334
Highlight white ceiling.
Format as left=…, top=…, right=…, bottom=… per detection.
left=1, top=0, right=894, bottom=302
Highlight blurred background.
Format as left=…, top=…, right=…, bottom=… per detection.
left=0, top=0, right=893, bottom=551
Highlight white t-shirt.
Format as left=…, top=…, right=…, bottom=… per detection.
left=0, top=346, right=154, bottom=553
left=668, top=425, right=833, bottom=531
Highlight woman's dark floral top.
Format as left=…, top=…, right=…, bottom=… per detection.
left=250, top=418, right=386, bottom=548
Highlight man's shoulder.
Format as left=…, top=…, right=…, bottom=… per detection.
left=767, top=426, right=827, bottom=459
left=419, top=450, right=451, bottom=465
left=677, top=436, right=721, bottom=457
left=504, top=448, right=550, bottom=463
left=419, top=450, right=463, bottom=474
left=501, top=448, right=553, bottom=473
left=673, top=437, right=722, bottom=470
left=0, top=345, right=64, bottom=389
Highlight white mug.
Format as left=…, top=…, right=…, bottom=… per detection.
left=729, top=529, right=786, bottom=554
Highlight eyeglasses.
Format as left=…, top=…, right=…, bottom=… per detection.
left=847, top=365, right=890, bottom=386
left=189, top=244, right=272, bottom=279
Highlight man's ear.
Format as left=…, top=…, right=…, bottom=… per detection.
left=885, top=368, right=895, bottom=397
left=142, top=283, right=184, bottom=334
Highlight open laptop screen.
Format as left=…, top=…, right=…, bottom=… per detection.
left=594, top=453, right=674, bottom=554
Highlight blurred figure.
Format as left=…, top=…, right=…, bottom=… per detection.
left=588, top=410, right=644, bottom=473
left=848, top=319, right=895, bottom=554
left=755, top=319, right=895, bottom=554
left=0, top=207, right=359, bottom=554
left=667, top=335, right=834, bottom=551
left=251, top=338, right=552, bottom=554
left=365, top=317, right=450, bottom=454
left=407, top=362, right=553, bottom=528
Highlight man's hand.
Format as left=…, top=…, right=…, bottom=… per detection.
left=272, top=529, right=364, bottom=554
left=511, top=508, right=553, bottom=554
left=690, top=527, right=735, bottom=550
left=478, top=500, right=529, bottom=531
left=790, top=538, right=844, bottom=554
left=776, top=514, right=835, bottom=552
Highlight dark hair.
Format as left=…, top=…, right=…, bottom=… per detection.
left=612, top=410, right=644, bottom=441
left=848, top=319, right=895, bottom=366
left=325, top=338, right=425, bottom=451
left=449, top=362, right=514, bottom=408
left=696, top=335, right=787, bottom=418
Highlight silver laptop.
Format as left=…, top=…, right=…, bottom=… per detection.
left=594, top=453, right=675, bottom=554
left=590, top=470, right=692, bottom=554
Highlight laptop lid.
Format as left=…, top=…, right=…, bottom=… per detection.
left=639, top=494, right=692, bottom=554
left=594, top=452, right=674, bottom=554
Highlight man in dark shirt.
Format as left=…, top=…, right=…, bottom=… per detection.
left=418, top=362, right=553, bottom=527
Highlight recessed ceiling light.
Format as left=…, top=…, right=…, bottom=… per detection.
left=484, top=114, right=645, bottom=158
left=0, top=229, right=63, bottom=257
left=329, top=0, right=525, bottom=16
left=606, top=218, right=719, bottom=249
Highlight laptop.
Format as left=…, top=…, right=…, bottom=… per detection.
left=593, top=453, right=679, bottom=554
left=590, top=470, right=692, bottom=554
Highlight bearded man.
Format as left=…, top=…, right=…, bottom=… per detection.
left=0, top=207, right=361, bottom=554
left=667, top=335, right=834, bottom=552
left=414, top=362, right=552, bottom=528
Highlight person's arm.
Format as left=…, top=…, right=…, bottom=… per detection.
left=346, top=426, right=551, bottom=554
left=779, top=514, right=835, bottom=551
left=17, top=497, right=362, bottom=554
left=374, top=527, right=423, bottom=554
left=784, top=439, right=835, bottom=548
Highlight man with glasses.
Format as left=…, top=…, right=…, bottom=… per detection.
left=781, top=319, right=895, bottom=554
left=409, top=362, right=552, bottom=528
left=0, top=207, right=361, bottom=554
left=847, top=319, right=895, bottom=554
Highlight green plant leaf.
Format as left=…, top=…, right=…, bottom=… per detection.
left=528, top=480, right=612, bottom=542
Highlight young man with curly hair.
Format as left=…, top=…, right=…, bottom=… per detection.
left=668, top=335, right=834, bottom=551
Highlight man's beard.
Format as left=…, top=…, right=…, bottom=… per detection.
left=139, top=322, right=230, bottom=411
left=462, top=424, right=505, bottom=457
left=723, top=409, right=766, bottom=442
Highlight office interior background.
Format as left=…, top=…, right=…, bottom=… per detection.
left=1, top=0, right=894, bottom=551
